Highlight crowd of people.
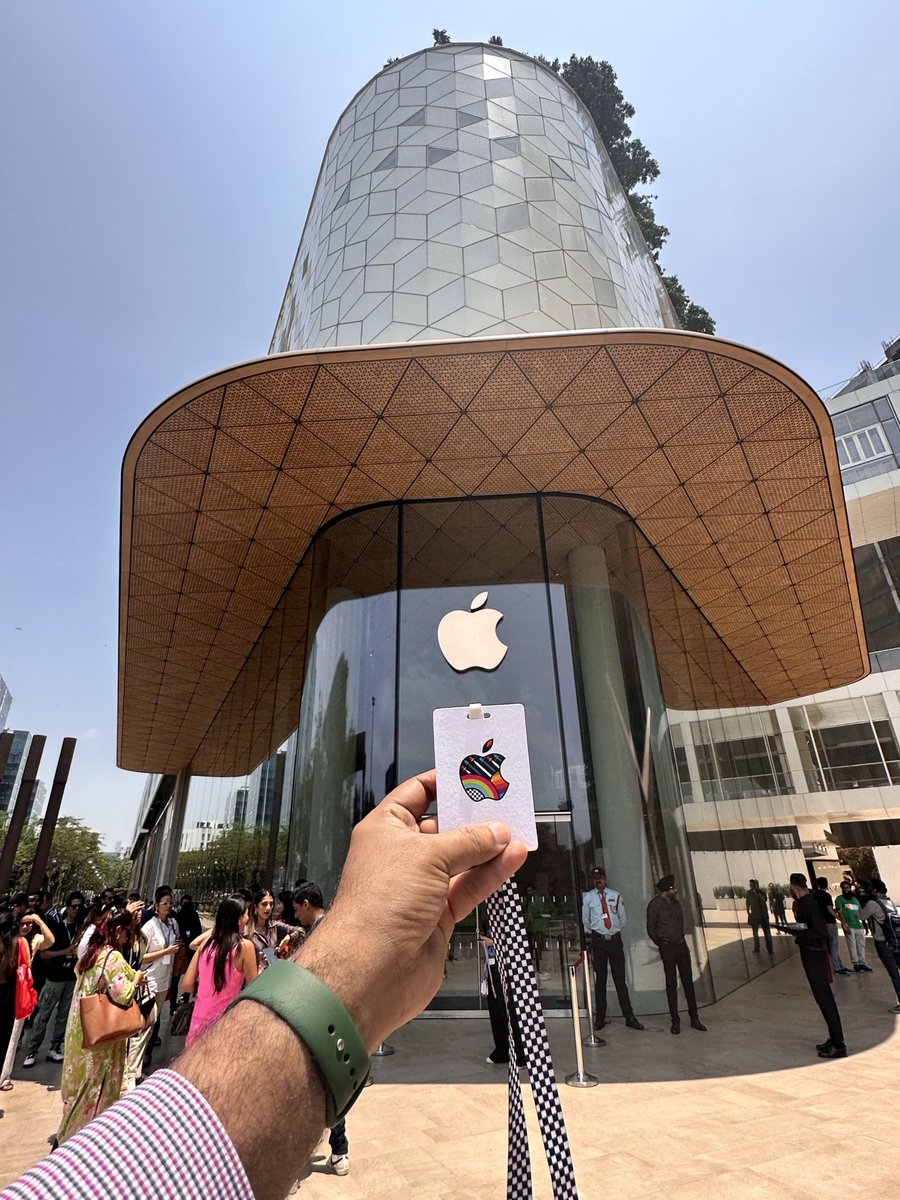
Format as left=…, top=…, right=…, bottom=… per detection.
left=0, top=879, right=353, bottom=1178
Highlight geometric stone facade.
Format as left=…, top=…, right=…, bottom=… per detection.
left=271, top=44, right=678, bottom=353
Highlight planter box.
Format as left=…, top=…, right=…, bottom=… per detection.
left=716, top=898, right=744, bottom=911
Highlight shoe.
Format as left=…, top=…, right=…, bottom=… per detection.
left=860, top=964, right=874, bottom=973
left=46, top=1049, right=64, bottom=1063
left=816, top=1038, right=833, bottom=1052
left=670, top=1017, right=681, bottom=1034
left=22, top=1052, right=37, bottom=1069
left=690, top=1017, right=707, bottom=1032
left=486, top=1054, right=508, bottom=1065
left=329, top=1155, right=350, bottom=1176
left=836, top=968, right=852, bottom=976
left=818, top=1044, right=847, bottom=1058
left=853, top=964, right=862, bottom=972
left=624, top=1016, right=645, bottom=1030
left=890, top=1003, right=900, bottom=1014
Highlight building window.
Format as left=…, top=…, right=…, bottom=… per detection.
left=789, top=696, right=900, bottom=791
left=853, top=535, right=900, bottom=653
left=688, top=713, right=793, bottom=803
left=836, top=423, right=891, bottom=467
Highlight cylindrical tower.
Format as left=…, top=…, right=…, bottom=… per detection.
left=271, top=43, right=677, bottom=353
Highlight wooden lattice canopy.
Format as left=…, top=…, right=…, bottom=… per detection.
left=119, top=329, right=867, bottom=775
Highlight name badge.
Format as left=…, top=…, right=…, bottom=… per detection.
left=433, top=702, right=538, bottom=850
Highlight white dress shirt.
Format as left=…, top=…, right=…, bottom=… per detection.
left=582, top=886, right=627, bottom=936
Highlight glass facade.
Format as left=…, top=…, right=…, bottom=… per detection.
left=171, top=493, right=808, bottom=1011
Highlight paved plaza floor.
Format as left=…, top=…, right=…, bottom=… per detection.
left=1, top=956, right=898, bottom=1198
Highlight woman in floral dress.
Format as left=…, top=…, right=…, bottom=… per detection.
left=57, top=909, right=145, bottom=1144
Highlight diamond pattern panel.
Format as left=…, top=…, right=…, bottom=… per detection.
left=270, top=44, right=678, bottom=358
left=119, top=329, right=866, bottom=776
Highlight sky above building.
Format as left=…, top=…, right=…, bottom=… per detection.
left=1, top=1, right=897, bottom=846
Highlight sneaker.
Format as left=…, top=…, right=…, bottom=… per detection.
left=22, top=1052, right=37, bottom=1069
left=890, top=1003, right=900, bottom=1014
left=836, top=968, right=852, bottom=976
left=329, top=1155, right=350, bottom=1176
left=860, top=964, right=874, bottom=973
left=485, top=1055, right=507, bottom=1065
left=46, top=1049, right=64, bottom=1063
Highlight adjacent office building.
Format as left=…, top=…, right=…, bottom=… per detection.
left=123, top=44, right=884, bottom=1015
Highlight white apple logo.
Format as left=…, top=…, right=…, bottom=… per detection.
left=437, top=591, right=508, bottom=672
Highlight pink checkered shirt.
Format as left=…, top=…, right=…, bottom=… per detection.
left=1, top=1070, right=252, bottom=1199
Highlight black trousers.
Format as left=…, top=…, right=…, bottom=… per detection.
left=750, top=918, right=774, bottom=954
left=486, top=963, right=525, bottom=1064
left=590, top=932, right=635, bottom=1023
left=329, top=1119, right=348, bottom=1156
left=799, top=945, right=844, bottom=1047
left=658, top=940, right=698, bottom=1019
left=874, top=939, right=900, bottom=1002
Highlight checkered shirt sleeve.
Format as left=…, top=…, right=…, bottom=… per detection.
left=1, top=1070, right=252, bottom=1200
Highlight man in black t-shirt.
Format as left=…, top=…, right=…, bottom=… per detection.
left=22, top=891, right=86, bottom=1067
left=790, top=873, right=846, bottom=1057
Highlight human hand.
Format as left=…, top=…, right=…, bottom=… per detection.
left=296, top=768, right=527, bottom=1047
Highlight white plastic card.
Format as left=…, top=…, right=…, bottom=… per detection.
left=433, top=703, right=538, bottom=850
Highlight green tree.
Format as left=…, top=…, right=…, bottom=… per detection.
left=836, top=845, right=879, bottom=883
left=9, top=816, right=110, bottom=902
left=175, top=825, right=289, bottom=906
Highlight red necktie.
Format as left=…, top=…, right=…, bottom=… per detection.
left=600, top=891, right=612, bottom=930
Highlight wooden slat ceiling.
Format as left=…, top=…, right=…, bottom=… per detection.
left=119, top=329, right=868, bottom=775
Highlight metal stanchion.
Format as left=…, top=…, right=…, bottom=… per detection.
left=564, top=963, right=598, bottom=1088
left=371, top=1041, right=395, bottom=1056
left=581, top=946, right=603, bottom=1047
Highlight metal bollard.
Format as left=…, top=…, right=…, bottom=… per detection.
left=581, top=947, right=603, bottom=1047
left=371, top=1041, right=396, bottom=1056
left=564, top=963, right=598, bottom=1088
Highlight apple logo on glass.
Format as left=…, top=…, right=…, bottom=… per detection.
left=437, top=591, right=508, bottom=672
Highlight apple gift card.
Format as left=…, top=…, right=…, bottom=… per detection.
left=433, top=703, right=538, bottom=850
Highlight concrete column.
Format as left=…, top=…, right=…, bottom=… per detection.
left=568, top=546, right=652, bottom=889
left=567, top=546, right=656, bottom=1009
left=158, top=767, right=191, bottom=889
left=774, top=707, right=810, bottom=795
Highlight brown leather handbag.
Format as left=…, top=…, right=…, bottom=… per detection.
left=80, top=950, right=143, bottom=1048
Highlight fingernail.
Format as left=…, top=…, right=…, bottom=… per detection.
left=487, top=821, right=511, bottom=845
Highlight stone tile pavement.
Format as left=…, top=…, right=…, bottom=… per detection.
left=2, top=957, right=897, bottom=1198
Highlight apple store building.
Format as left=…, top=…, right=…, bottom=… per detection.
left=123, top=45, right=867, bottom=1017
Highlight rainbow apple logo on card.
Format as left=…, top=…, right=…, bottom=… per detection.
left=459, top=739, right=510, bottom=803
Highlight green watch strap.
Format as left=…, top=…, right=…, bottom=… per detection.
left=230, top=960, right=370, bottom=1125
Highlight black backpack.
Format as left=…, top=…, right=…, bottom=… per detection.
left=872, top=899, right=900, bottom=951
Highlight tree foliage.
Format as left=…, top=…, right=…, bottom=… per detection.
left=4, top=816, right=113, bottom=902
left=175, top=824, right=290, bottom=906
left=432, top=28, right=451, bottom=46
left=488, top=36, right=503, bottom=46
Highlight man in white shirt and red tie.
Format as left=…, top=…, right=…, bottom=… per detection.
left=581, top=866, right=644, bottom=1031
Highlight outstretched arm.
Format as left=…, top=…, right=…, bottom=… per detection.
left=175, top=768, right=526, bottom=1199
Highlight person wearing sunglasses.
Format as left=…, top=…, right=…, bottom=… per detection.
left=23, top=892, right=86, bottom=1068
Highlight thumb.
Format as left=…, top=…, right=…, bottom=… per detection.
left=432, top=820, right=512, bottom=878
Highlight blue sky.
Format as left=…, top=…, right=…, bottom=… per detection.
left=1, top=1, right=897, bottom=846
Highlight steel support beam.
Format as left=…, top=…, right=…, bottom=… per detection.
left=27, top=737, right=77, bottom=894
left=0, top=734, right=46, bottom=893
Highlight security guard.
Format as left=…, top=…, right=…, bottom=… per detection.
left=581, top=867, right=644, bottom=1031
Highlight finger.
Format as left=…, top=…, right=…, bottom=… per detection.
left=418, top=817, right=439, bottom=834
left=438, top=841, right=528, bottom=939
left=378, top=769, right=437, bottom=822
left=431, top=820, right=513, bottom=878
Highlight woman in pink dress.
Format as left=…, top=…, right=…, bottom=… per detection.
left=183, top=897, right=257, bottom=1047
